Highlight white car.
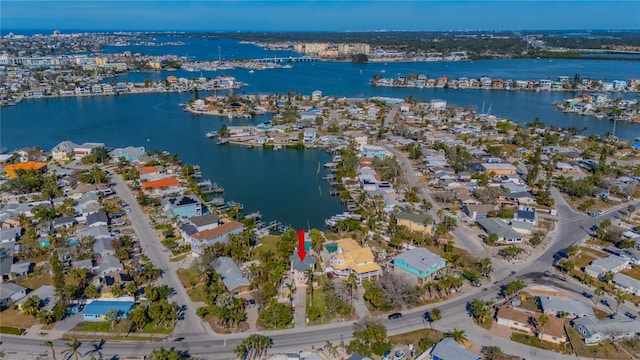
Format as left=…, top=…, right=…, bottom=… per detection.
left=393, top=351, right=406, bottom=360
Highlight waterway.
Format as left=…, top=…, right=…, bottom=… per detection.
left=2, top=37, right=640, bottom=227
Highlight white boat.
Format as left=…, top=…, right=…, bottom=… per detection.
left=206, top=131, right=218, bottom=138
left=249, top=70, right=255, bottom=74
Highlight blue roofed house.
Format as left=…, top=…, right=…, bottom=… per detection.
left=162, top=195, right=203, bottom=219
left=82, top=300, right=135, bottom=321
left=361, top=146, right=387, bottom=159
left=109, top=146, right=146, bottom=163
left=212, top=256, right=250, bottom=295
left=392, top=247, right=446, bottom=285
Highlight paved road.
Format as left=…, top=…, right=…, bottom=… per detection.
left=110, top=171, right=209, bottom=337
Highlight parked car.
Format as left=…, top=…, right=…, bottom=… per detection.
left=388, top=312, right=403, bottom=320
left=393, top=351, right=406, bottom=360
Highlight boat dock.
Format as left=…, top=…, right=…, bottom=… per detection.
left=198, top=179, right=224, bottom=194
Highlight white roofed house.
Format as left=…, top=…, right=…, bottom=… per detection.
left=584, top=256, right=631, bottom=280
left=0, top=283, right=27, bottom=307
left=538, top=295, right=595, bottom=318
left=572, top=315, right=640, bottom=345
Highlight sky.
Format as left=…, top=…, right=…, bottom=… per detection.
left=1, top=1, right=639, bottom=32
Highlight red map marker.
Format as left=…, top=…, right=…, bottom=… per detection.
left=297, top=230, right=306, bottom=261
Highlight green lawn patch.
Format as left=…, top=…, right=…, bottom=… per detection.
left=252, top=235, right=279, bottom=260
left=510, top=332, right=570, bottom=354
left=573, top=254, right=596, bottom=269
left=389, top=329, right=443, bottom=353
left=176, top=267, right=198, bottom=288
left=0, top=325, right=25, bottom=335
left=187, top=286, right=207, bottom=303
left=75, top=321, right=111, bottom=332
left=17, top=273, right=52, bottom=290
left=170, top=253, right=189, bottom=262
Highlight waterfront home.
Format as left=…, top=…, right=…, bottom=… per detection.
left=613, top=273, right=640, bottom=296
left=392, top=247, right=446, bottom=285
left=141, top=177, right=181, bottom=194
left=109, top=146, right=146, bottom=163
left=538, top=295, right=594, bottom=318
left=185, top=220, right=244, bottom=256
left=329, top=239, right=382, bottom=285
left=51, top=140, right=80, bottom=161
left=290, top=251, right=316, bottom=286
left=0, top=283, right=27, bottom=307
left=476, top=218, right=524, bottom=244
left=183, top=213, right=220, bottom=233
left=4, top=161, right=47, bottom=179
left=572, top=315, right=640, bottom=345
left=82, top=300, right=135, bottom=322
left=429, top=338, right=479, bottom=360
left=303, top=128, right=317, bottom=143
left=584, top=256, right=631, bottom=280
left=212, top=256, right=251, bottom=295
left=496, top=307, right=567, bottom=344
left=429, top=99, right=447, bottom=110
left=161, top=195, right=203, bottom=219
left=361, top=145, right=387, bottom=159
left=395, top=212, right=433, bottom=233
left=73, top=142, right=105, bottom=160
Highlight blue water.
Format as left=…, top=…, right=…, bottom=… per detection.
left=3, top=36, right=640, bottom=227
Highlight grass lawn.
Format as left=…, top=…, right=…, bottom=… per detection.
left=176, top=267, right=198, bottom=288
left=573, top=254, right=596, bottom=269
left=252, top=235, right=279, bottom=260
left=187, top=286, right=207, bottom=303
left=593, top=307, right=612, bottom=320
left=389, top=329, right=443, bottom=352
left=17, top=273, right=52, bottom=290
left=579, top=247, right=607, bottom=259
left=566, top=326, right=632, bottom=359
left=0, top=325, right=25, bottom=335
left=585, top=237, right=613, bottom=248
left=510, top=332, right=570, bottom=354
left=306, top=278, right=332, bottom=325
left=0, top=307, right=37, bottom=328
left=170, top=253, right=189, bottom=262
left=74, top=320, right=173, bottom=334
left=518, top=293, right=541, bottom=312
left=622, top=266, right=640, bottom=281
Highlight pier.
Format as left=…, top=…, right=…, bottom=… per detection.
left=198, top=179, right=224, bottom=194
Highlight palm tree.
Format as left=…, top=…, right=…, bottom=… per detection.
left=594, top=287, right=605, bottom=305
left=444, top=328, right=467, bottom=344
left=538, top=314, right=549, bottom=338
left=41, top=340, right=57, bottom=360
left=62, top=338, right=82, bottom=360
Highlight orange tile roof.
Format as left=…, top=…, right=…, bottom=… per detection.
left=5, top=161, right=47, bottom=172
left=141, top=177, right=180, bottom=190
left=138, top=166, right=160, bottom=174
left=191, top=221, right=244, bottom=240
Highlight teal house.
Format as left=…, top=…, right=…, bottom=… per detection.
left=392, top=247, right=446, bottom=285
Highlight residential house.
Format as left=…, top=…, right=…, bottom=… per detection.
left=584, top=256, right=631, bottom=280
left=16, top=285, right=56, bottom=312
left=0, top=283, right=27, bottom=307
left=462, top=204, right=495, bottom=220
left=141, top=177, right=181, bottom=194
left=290, top=251, right=317, bottom=286
left=538, top=295, right=595, bottom=318
left=476, top=218, right=524, bottom=244
left=303, top=128, right=317, bottom=143
left=572, top=315, right=640, bottom=345
left=73, top=143, right=105, bottom=160
left=96, top=253, right=123, bottom=277
left=186, top=221, right=244, bottom=256
left=330, top=239, right=382, bottom=285
left=361, top=146, right=387, bottom=159
left=51, top=141, right=80, bottom=161
left=429, top=338, right=480, bottom=360
left=613, top=273, right=640, bottom=296
left=481, top=163, right=517, bottom=176
left=496, top=307, right=567, bottom=344
left=162, top=195, right=203, bottom=219
left=87, top=212, right=109, bottom=228
left=515, top=208, right=536, bottom=225
left=77, top=225, right=111, bottom=240
left=212, top=256, right=251, bottom=295
left=4, top=161, right=47, bottom=179
left=53, top=216, right=78, bottom=229
left=187, top=213, right=220, bottom=231
left=77, top=192, right=100, bottom=217
left=392, top=247, right=446, bottom=285
left=82, top=300, right=135, bottom=321
left=395, top=212, right=433, bottom=233
left=109, top=146, right=146, bottom=163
